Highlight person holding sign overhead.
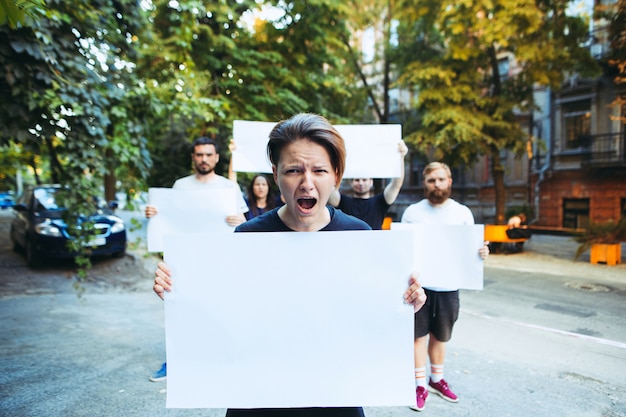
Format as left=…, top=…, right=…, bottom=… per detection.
left=401, top=162, right=489, bottom=412
left=154, top=113, right=427, bottom=416
left=328, top=140, right=408, bottom=230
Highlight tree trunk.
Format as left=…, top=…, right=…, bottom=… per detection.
left=44, top=137, right=63, bottom=184
left=104, top=170, right=116, bottom=204
left=490, top=148, right=506, bottom=225
left=487, top=43, right=506, bottom=224
left=103, top=142, right=116, bottom=204
left=29, top=157, right=41, bottom=185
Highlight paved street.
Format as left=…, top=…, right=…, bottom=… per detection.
left=1, top=209, right=625, bottom=417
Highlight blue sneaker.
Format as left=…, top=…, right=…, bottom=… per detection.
left=149, top=362, right=167, bottom=382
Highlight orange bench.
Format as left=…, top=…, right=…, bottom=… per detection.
left=484, top=224, right=529, bottom=243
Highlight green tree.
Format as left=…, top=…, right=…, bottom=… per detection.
left=0, top=0, right=45, bottom=28
left=395, top=0, right=599, bottom=223
left=0, top=0, right=151, bottom=277
left=137, top=0, right=366, bottom=187
left=254, top=0, right=364, bottom=122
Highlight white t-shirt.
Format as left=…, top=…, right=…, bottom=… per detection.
left=401, top=198, right=474, bottom=226
left=173, top=174, right=249, bottom=215
left=401, top=198, right=475, bottom=291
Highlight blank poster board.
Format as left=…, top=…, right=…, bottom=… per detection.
left=232, top=120, right=403, bottom=178
left=163, top=230, right=416, bottom=409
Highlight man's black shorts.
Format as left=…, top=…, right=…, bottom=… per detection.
left=414, top=289, right=460, bottom=342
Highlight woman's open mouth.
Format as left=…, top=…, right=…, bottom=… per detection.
left=297, top=197, right=317, bottom=211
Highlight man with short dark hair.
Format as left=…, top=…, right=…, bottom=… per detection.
left=145, top=136, right=248, bottom=224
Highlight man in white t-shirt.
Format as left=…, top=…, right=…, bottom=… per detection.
left=144, top=136, right=248, bottom=382
left=145, top=136, right=248, bottom=224
left=401, top=162, right=488, bottom=412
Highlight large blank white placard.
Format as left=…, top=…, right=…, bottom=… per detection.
left=164, top=230, right=416, bottom=409
left=391, top=223, right=485, bottom=290
left=147, top=188, right=236, bottom=252
left=232, top=120, right=402, bottom=178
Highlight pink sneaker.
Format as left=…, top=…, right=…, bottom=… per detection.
left=428, top=378, right=458, bottom=402
left=409, top=385, right=428, bottom=412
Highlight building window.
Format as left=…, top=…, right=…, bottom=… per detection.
left=410, top=154, right=424, bottom=187
left=498, top=57, right=509, bottom=81
left=563, top=198, right=590, bottom=229
left=562, top=100, right=591, bottom=149
left=622, top=198, right=626, bottom=219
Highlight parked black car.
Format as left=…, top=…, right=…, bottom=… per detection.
left=10, top=185, right=127, bottom=267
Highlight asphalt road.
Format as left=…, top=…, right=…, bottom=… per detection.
left=1, top=209, right=625, bottom=417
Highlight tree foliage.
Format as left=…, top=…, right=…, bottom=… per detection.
left=0, top=0, right=152, bottom=276
left=0, top=0, right=152, bottom=189
left=135, top=0, right=366, bottom=188
left=394, top=0, right=599, bottom=223
left=0, top=0, right=46, bottom=28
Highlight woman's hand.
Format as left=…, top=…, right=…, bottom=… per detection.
left=404, top=273, right=427, bottom=312
left=154, top=261, right=172, bottom=300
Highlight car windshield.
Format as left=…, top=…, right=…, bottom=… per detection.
left=34, top=188, right=63, bottom=211
left=32, top=187, right=110, bottom=213
left=34, top=188, right=62, bottom=210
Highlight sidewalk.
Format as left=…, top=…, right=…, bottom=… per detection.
left=484, top=233, right=626, bottom=284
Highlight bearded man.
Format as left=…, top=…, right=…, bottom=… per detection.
left=401, top=162, right=489, bottom=412
left=144, top=136, right=248, bottom=225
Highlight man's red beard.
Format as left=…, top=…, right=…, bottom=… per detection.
left=425, top=187, right=451, bottom=204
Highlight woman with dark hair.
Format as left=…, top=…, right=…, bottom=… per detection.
left=245, top=174, right=281, bottom=220
left=154, top=113, right=427, bottom=416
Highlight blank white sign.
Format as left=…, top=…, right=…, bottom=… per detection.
left=232, top=120, right=403, bottom=178
left=163, top=230, right=416, bottom=409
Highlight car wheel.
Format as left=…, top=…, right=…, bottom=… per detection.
left=112, top=249, right=126, bottom=258
left=26, top=239, right=42, bottom=268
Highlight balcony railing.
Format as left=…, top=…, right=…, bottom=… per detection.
left=580, top=132, right=626, bottom=166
